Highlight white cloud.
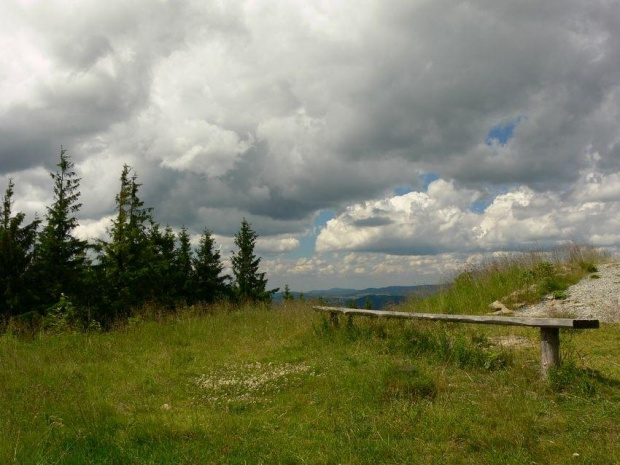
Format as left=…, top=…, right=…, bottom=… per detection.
left=256, top=235, right=300, bottom=254
left=212, top=233, right=300, bottom=257
left=159, top=120, right=254, bottom=177
left=317, top=174, right=620, bottom=255
left=74, top=215, right=114, bottom=241
left=317, top=180, right=479, bottom=255
left=261, top=251, right=466, bottom=291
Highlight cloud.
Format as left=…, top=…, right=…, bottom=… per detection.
left=74, top=215, right=114, bottom=241
left=2, top=0, right=620, bottom=289
left=261, top=252, right=466, bottom=291
left=213, top=232, right=300, bottom=256
left=317, top=175, right=620, bottom=255
left=5, top=1, right=620, bottom=205
left=0, top=0, right=241, bottom=172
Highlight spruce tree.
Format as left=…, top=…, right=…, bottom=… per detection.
left=149, top=223, right=177, bottom=306
left=34, top=148, right=87, bottom=308
left=0, top=179, right=40, bottom=316
left=99, top=165, right=154, bottom=314
left=193, top=228, right=228, bottom=303
left=175, top=226, right=193, bottom=301
left=283, top=284, right=294, bottom=302
left=231, top=218, right=277, bottom=303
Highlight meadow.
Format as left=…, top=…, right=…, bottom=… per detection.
left=1, top=247, right=619, bottom=464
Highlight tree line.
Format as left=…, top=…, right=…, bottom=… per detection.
left=0, top=149, right=277, bottom=329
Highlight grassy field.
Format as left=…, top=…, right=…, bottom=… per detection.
left=1, top=247, right=619, bottom=464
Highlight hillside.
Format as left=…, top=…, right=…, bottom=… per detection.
left=274, top=284, right=439, bottom=309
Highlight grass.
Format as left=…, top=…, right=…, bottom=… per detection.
left=0, top=244, right=617, bottom=464
left=404, top=244, right=608, bottom=315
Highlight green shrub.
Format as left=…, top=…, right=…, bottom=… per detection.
left=533, top=261, right=555, bottom=280
left=552, top=290, right=568, bottom=300
left=42, top=294, right=80, bottom=333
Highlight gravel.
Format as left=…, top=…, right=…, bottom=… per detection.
left=515, top=262, right=620, bottom=323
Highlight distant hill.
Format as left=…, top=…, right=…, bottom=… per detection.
left=273, top=284, right=440, bottom=309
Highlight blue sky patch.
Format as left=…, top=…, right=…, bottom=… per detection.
left=486, top=116, right=526, bottom=146
left=469, top=198, right=493, bottom=214
left=393, top=186, right=413, bottom=196
left=421, top=172, right=441, bottom=190
left=394, top=172, right=441, bottom=196
left=285, top=209, right=336, bottom=259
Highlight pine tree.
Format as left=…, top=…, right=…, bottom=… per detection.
left=99, top=165, right=154, bottom=314
left=0, top=179, right=40, bottom=316
left=193, top=228, right=228, bottom=303
left=231, top=218, right=277, bottom=303
left=34, top=148, right=87, bottom=308
left=283, top=284, right=294, bottom=302
left=148, top=223, right=177, bottom=306
left=175, top=226, right=193, bottom=301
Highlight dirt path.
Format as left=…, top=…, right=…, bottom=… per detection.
left=515, top=262, right=620, bottom=323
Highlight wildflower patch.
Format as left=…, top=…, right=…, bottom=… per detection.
left=194, top=362, right=317, bottom=406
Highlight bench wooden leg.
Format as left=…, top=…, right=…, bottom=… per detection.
left=540, top=327, right=560, bottom=378
left=329, top=312, right=340, bottom=328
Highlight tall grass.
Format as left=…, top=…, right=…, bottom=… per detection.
left=405, top=243, right=608, bottom=315
left=1, top=301, right=619, bottom=464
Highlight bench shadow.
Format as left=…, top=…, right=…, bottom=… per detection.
left=587, top=369, right=620, bottom=390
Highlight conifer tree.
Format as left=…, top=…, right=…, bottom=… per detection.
left=100, top=165, right=154, bottom=313
left=0, top=179, right=40, bottom=316
left=283, top=284, right=294, bottom=302
left=148, top=223, right=177, bottom=305
left=193, top=228, right=228, bottom=303
left=175, top=226, right=193, bottom=301
left=231, top=218, right=277, bottom=303
left=34, top=148, right=87, bottom=307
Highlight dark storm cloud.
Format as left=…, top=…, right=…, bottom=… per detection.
left=2, top=0, right=620, bottom=269
left=321, top=0, right=620, bottom=189
left=353, top=217, right=394, bottom=228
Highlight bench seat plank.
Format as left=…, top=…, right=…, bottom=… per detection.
left=313, top=306, right=599, bottom=329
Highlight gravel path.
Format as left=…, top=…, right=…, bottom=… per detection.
left=515, top=262, right=620, bottom=323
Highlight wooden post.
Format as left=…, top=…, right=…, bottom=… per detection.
left=540, top=327, right=560, bottom=378
left=329, top=312, right=340, bottom=328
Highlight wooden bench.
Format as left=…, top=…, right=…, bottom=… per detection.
left=313, top=306, right=599, bottom=378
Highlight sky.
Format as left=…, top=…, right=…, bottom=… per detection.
left=1, top=0, right=620, bottom=291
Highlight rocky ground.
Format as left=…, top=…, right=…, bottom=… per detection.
left=515, top=262, right=620, bottom=323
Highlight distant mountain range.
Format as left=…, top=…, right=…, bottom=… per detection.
left=273, top=284, right=440, bottom=309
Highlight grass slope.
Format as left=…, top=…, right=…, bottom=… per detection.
left=1, top=246, right=618, bottom=464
